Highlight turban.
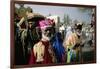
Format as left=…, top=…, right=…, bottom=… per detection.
left=39, top=19, right=54, bottom=29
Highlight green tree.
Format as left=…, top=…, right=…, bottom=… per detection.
left=18, top=4, right=27, bottom=18
left=15, top=4, right=33, bottom=18
left=26, top=7, right=33, bottom=13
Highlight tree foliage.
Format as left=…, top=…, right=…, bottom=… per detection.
left=63, top=14, right=71, bottom=27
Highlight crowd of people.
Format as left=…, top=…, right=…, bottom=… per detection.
left=14, top=6, right=95, bottom=65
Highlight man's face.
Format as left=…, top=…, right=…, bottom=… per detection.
left=42, top=27, right=54, bottom=41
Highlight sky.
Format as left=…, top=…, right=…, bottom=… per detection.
left=15, top=4, right=93, bottom=24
